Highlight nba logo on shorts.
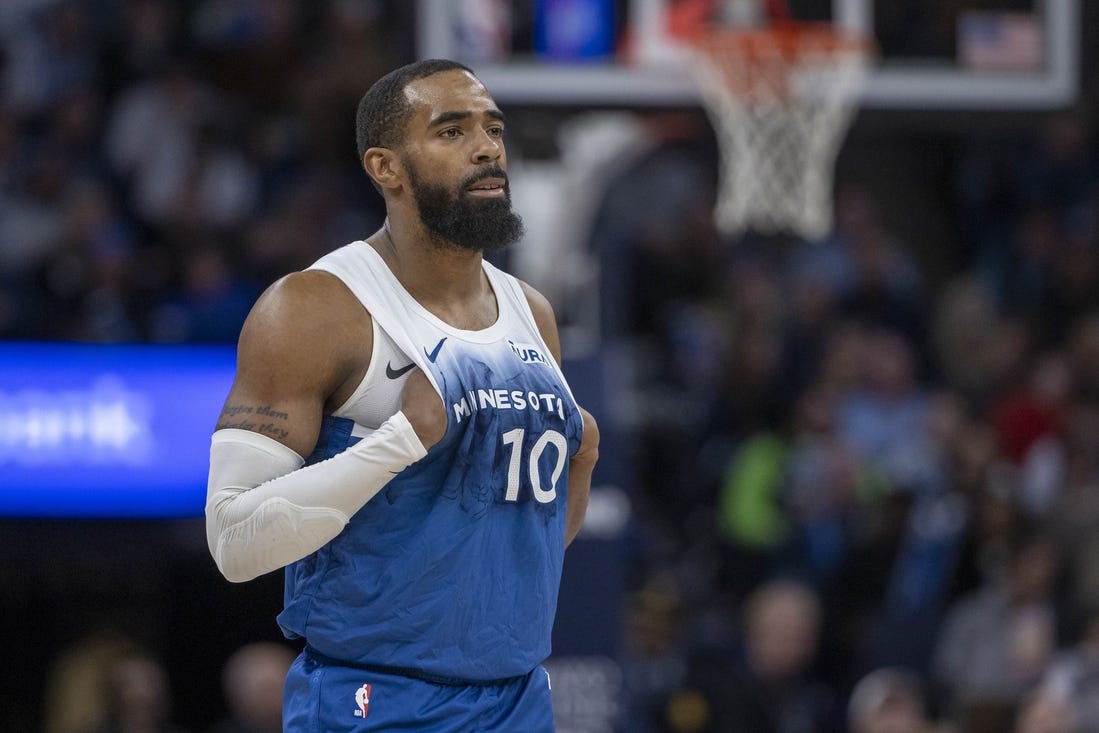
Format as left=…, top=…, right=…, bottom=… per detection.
left=354, top=683, right=371, bottom=717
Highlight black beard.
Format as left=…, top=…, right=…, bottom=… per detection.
left=404, top=160, right=525, bottom=252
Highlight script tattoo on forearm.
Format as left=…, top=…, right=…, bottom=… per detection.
left=217, top=404, right=291, bottom=440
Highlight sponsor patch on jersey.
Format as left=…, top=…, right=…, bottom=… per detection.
left=508, top=340, right=549, bottom=366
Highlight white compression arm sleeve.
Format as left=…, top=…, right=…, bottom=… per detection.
left=205, top=411, right=427, bottom=583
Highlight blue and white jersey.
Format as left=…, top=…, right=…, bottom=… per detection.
left=277, top=241, right=583, bottom=682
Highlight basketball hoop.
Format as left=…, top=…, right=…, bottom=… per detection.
left=687, top=22, right=871, bottom=240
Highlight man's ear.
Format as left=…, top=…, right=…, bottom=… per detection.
left=363, top=148, right=402, bottom=190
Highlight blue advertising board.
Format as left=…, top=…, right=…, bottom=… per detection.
left=0, top=342, right=235, bottom=517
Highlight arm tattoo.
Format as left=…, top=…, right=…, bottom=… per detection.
left=217, top=404, right=291, bottom=440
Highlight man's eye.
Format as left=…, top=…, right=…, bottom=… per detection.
left=488, top=127, right=504, bottom=137
left=441, top=128, right=461, bottom=138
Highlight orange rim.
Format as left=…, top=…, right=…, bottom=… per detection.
left=690, top=22, right=872, bottom=61
left=689, top=22, right=871, bottom=100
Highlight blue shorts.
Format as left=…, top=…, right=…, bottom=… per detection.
left=282, top=650, right=555, bottom=732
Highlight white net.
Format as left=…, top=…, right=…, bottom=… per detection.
left=690, top=27, right=870, bottom=240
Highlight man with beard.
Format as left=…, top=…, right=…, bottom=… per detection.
left=204, top=59, right=599, bottom=731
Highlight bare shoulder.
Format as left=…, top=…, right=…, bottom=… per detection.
left=243, top=271, right=365, bottom=350
left=217, top=269, right=373, bottom=453
left=517, top=279, right=555, bottom=320
left=234, top=270, right=371, bottom=404
left=516, top=279, right=562, bottom=362
left=249, top=269, right=359, bottom=322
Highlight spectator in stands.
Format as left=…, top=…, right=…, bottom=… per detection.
left=933, top=529, right=1063, bottom=729
left=85, top=650, right=187, bottom=733
left=1032, top=607, right=1099, bottom=731
left=836, top=328, right=937, bottom=494
left=208, top=642, right=296, bottom=733
left=619, top=570, right=691, bottom=733
left=709, top=578, right=842, bottom=733
left=847, top=667, right=937, bottom=733
left=149, top=243, right=257, bottom=343
left=1013, top=687, right=1077, bottom=733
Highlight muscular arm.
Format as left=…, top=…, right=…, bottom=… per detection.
left=520, top=282, right=600, bottom=548
left=215, top=270, right=366, bottom=456
left=206, top=271, right=445, bottom=582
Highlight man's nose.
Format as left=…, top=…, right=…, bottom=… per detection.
left=472, top=130, right=502, bottom=163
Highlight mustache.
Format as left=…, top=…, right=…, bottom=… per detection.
left=461, top=166, right=509, bottom=191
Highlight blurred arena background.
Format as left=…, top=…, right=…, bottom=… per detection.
left=1, top=1, right=1099, bottom=731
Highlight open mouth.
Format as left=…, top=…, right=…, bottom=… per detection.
left=466, top=177, right=506, bottom=198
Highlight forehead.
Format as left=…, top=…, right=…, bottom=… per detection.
left=403, top=70, right=497, bottom=122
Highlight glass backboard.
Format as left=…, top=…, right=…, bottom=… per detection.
left=417, top=0, right=1079, bottom=109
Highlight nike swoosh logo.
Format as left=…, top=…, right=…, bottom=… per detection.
left=425, top=337, right=447, bottom=363
left=385, top=361, right=415, bottom=379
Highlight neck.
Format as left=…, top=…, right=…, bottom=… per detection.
left=372, top=217, right=488, bottom=306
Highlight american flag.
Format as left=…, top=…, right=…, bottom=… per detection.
left=958, top=11, right=1044, bottom=72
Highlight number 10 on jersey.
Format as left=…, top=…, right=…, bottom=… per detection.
left=501, top=428, right=568, bottom=504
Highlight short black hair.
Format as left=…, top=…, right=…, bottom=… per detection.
left=355, top=59, right=475, bottom=161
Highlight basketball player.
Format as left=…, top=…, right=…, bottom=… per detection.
left=204, top=59, right=599, bottom=731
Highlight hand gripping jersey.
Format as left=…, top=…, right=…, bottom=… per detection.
left=277, top=241, right=583, bottom=682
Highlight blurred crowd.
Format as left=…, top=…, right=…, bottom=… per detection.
left=602, top=109, right=1099, bottom=731
left=0, top=0, right=411, bottom=343
left=43, top=632, right=295, bottom=733
left=5, top=1, right=1099, bottom=732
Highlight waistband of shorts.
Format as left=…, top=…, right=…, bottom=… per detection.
left=303, top=645, right=531, bottom=687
